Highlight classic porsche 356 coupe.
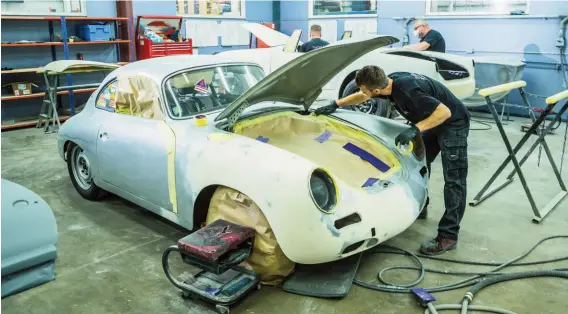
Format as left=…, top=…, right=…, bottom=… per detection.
left=58, top=35, right=428, bottom=264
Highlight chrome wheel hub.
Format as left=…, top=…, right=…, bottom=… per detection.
left=71, top=146, right=92, bottom=190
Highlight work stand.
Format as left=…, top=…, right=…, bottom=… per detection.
left=469, top=81, right=568, bottom=223
left=36, top=71, right=100, bottom=133
left=35, top=61, right=120, bottom=133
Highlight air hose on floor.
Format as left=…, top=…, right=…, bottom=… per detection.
left=353, top=235, right=568, bottom=313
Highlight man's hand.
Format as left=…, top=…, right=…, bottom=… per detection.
left=314, top=100, right=339, bottom=115
left=395, top=124, right=419, bottom=146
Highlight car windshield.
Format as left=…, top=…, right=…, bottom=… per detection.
left=164, top=64, right=265, bottom=118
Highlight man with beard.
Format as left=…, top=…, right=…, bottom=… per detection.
left=404, top=19, right=446, bottom=53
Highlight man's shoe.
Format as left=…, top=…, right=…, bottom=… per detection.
left=417, top=207, right=428, bottom=219
left=419, top=236, right=457, bottom=255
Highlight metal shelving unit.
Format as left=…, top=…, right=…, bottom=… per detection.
left=1, top=16, right=133, bottom=131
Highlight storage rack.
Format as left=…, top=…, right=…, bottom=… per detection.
left=1, top=16, right=133, bottom=130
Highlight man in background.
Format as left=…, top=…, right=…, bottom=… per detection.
left=404, top=19, right=446, bottom=53
left=299, top=24, right=330, bottom=53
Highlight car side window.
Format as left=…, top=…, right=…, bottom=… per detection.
left=114, top=74, right=165, bottom=120
left=95, top=80, right=118, bottom=113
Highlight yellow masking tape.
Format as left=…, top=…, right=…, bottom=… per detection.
left=546, top=90, right=568, bottom=105
left=233, top=111, right=402, bottom=180
left=195, top=114, right=208, bottom=127
left=478, top=80, right=527, bottom=97
left=157, top=123, right=178, bottom=214
left=397, top=140, right=414, bottom=156
left=208, top=133, right=235, bottom=142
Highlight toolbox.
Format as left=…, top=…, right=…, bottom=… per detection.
left=162, top=219, right=260, bottom=314
left=77, top=23, right=111, bottom=42
left=135, top=15, right=193, bottom=60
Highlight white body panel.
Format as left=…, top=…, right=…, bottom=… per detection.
left=218, top=23, right=476, bottom=101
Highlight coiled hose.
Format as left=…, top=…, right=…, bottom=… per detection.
left=353, top=235, right=568, bottom=313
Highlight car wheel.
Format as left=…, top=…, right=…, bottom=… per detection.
left=67, top=143, right=107, bottom=200
left=341, top=79, right=391, bottom=118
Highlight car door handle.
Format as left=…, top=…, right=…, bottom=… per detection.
left=99, top=132, right=109, bottom=139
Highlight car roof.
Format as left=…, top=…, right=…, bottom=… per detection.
left=110, top=54, right=260, bottom=84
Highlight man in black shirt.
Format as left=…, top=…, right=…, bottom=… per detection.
left=404, top=19, right=445, bottom=53
left=299, top=24, right=330, bottom=53
left=314, top=66, right=470, bottom=255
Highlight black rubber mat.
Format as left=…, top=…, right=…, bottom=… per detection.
left=282, top=253, right=362, bottom=298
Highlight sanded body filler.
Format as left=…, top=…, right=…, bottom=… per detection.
left=233, top=112, right=401, bottom=188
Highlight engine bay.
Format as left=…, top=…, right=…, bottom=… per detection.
left=231, top=111, right=402, bottom=188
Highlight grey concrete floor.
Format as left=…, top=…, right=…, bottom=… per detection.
left=2, top=114, right=568, bottom=314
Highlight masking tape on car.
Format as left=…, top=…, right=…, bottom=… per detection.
left=208, top=133, right=235, bottom=142
left=396, top=140, right=414, bottom=156
left=256, top=136, right=269, bottom=143
left=158, top=123, right=178, bottom=214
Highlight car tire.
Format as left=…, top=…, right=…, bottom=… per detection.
left=341, top=79, right=392, bottom=118
left=67, top=142, right=107, bottom=200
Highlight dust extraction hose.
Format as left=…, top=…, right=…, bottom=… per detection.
left=353, top=235, right=568, bottom=314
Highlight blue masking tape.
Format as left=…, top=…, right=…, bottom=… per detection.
left=256, top=136, right=269, bottom=143
left=362, top=178, right=379, bottom=187
left=314, top=130, right=332, bottom=143
left=343, top=142, right=391, bottom=172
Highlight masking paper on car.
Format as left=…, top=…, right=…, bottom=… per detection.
left=115, top=72, right=164, bottom=120
left=233, top=111, right=401, bottom=188
left=206, top=186, right=295, bottom=285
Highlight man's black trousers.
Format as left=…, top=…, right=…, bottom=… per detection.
left=422, top=120, right=469, bottom=240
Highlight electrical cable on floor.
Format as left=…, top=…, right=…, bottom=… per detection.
left=353, top=235, right=568, bottom=313
left=469, top=118, right=492, bottom=131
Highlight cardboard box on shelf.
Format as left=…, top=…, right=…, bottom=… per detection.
left=2, top=82, right=39, bottom=96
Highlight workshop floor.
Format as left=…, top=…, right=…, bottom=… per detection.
left=2, top=114, right=568, bottom=314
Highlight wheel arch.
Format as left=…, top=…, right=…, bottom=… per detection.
left=63, top=140, right=73, bottom=161
left=192, top=184, right=220, bottom=230
left=338, top=70, right=358, bottom=98
left=191, top=184, right=271, bottom=231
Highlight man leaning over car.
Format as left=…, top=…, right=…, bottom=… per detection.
left=313, top=65, right=470, bottom=256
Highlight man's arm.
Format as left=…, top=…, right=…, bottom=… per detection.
left=403, top=42, right=430, bottom=51
left=415, top=103, right=451, bottom=132
left=336, top=91, right=370, bottom=107
left=314, top=91, right=370, bottom=115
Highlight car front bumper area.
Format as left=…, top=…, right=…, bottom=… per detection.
left=277, top=182, right=422, bottom=265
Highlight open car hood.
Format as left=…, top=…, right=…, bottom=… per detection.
left=215, top=35, right=398, bottom=124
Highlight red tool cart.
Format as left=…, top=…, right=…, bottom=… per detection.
left=135, top=15, right=193, bottom=60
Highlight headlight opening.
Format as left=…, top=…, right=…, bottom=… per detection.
left=411, top=133, right=426, bottom=160
left=309, top=169, right=337, bottom=213
left=396, top=140, right=414, bottom=156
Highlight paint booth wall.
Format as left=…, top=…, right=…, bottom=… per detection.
left=378, top=0, right=568, bottom=119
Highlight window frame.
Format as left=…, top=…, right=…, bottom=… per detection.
left=175, top=0, right=246, bottom=19
left=161, top=62, right=266, bottom=121
left=1, top=0, right=87, bottom=16
left=308, top=0, right=378, bottom=19
left=425, top=0, right=531, bottom=16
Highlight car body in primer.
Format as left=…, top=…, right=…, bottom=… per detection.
left=57, top=35, right=428, bottom=264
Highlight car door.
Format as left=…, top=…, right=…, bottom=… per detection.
left=94, top=76, right=177, bottom=213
